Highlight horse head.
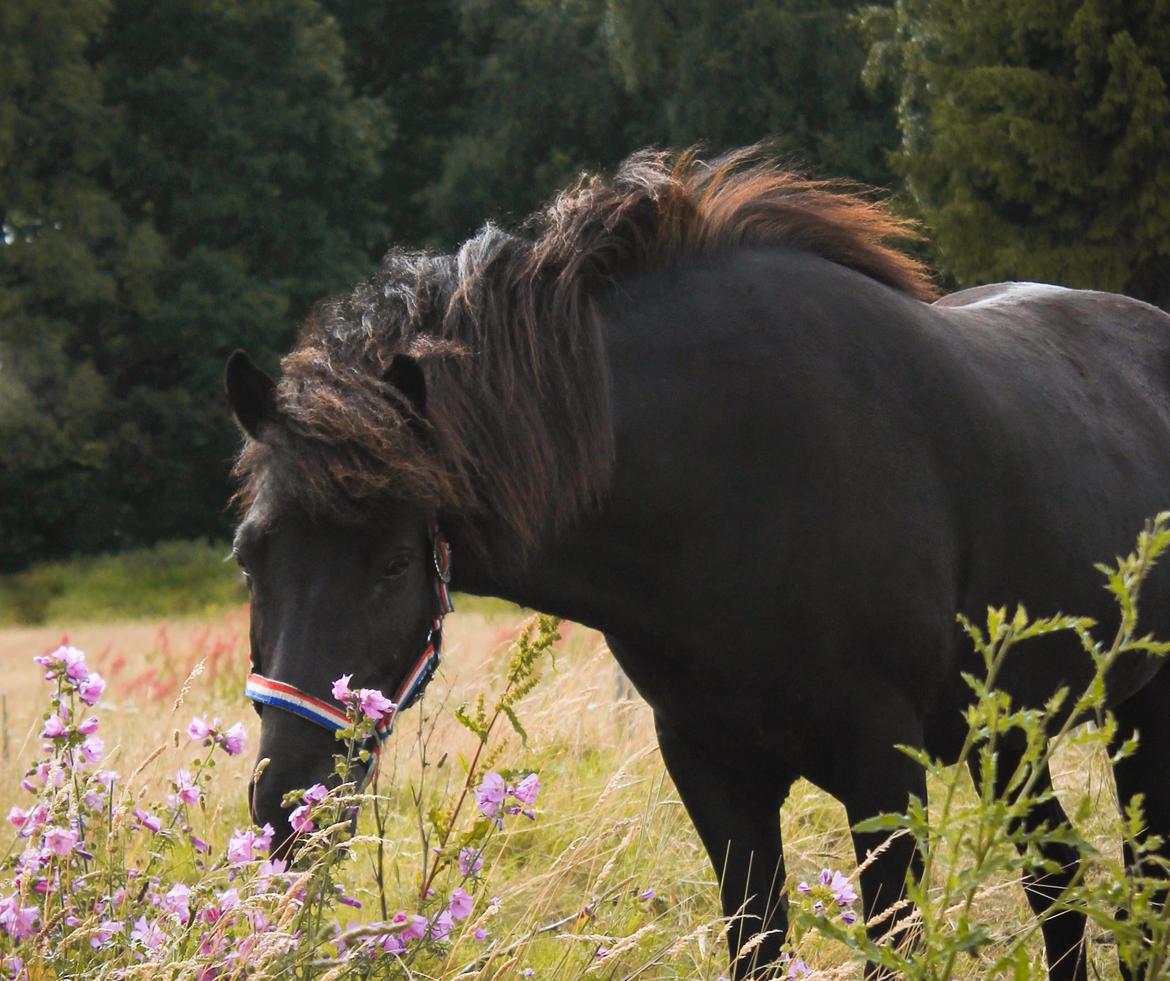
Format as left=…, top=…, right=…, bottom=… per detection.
left=224, top=350, right=451, bottom=853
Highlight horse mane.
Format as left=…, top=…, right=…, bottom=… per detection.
left=235, top=144, right=935, bottom=554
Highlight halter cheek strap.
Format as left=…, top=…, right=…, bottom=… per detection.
left=244, top=523, right=455, bottom=790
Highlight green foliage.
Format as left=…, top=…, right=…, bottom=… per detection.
left=0, top=539, right=245, bottom=625
left=791, top=515, right=1170, bottom=978
left=607, top=0, right=900, bottom=186
left=0, top=0, right=388, bottom=571
left=864, top=0, right=1170, bottom=305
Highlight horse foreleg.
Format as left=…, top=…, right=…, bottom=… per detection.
left=828, top=712, right=927, bottom=980
left=655, top=715, right=794, bottom=979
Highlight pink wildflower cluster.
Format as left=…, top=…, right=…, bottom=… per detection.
left=187, top=715, right=247, bottom=756
left=288, top=783, right=329, bottom=835
left=331, top=674, right=396, bottom=722
left=473, top=770, right=540, bottom=828
left=0, top=644, right=312, bottom=972
left=797, top=868, right=859, bottom=926
left=365, top=886, right=478, bottom=957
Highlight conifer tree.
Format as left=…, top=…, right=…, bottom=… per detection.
left=866, top=0, right=1170, bottom=306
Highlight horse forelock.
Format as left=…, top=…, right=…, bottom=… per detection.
left=232, top=144, right=935, bottom=553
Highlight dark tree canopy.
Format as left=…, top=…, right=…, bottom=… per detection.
left=866, top=0, right=1170, bottom=306
left=6, top=0, right=1163, bottom=571
left=0, top=0, right=388, bottom=569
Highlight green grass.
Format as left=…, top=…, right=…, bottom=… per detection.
left=0, top=539, right=246, bottom=625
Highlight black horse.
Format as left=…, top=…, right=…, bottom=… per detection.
left=226, top=147, right=1170, bottom=979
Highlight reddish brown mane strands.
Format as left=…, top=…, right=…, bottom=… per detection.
left=233, top=145, right=935, bottom=550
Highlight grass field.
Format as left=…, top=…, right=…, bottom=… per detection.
left=0, top=601, right=1131, bottom=978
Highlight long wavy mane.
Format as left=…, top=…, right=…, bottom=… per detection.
left=234, top=145, right=935, bottom=551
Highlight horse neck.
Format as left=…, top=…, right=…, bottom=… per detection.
left=444, top=515, right=655, bottom=641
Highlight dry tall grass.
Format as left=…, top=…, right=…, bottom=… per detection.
left=0, top=605, right=1127, bottom=978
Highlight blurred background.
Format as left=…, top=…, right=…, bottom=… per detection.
left=2, top=0, right=1168, bottom=617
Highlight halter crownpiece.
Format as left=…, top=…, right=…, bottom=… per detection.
left=244, top=521, right=455, bottom=789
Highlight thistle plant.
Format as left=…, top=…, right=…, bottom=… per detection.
left=790, top=515, right=1170, bottom=978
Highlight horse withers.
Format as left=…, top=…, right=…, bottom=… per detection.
left=226, top=146, right=1170, bottom=979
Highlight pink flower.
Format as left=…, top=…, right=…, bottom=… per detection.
left=7, top=807, right=27, bottom=829
left=63, top=648, right=89, bottom=681
left=508, top=772, right=540, bottom=818
left=42, top=826, right=78, bottom=856
left=201, top=889, right=239, bottom=925
left=640, top=887, right=656, bottom=901
left=80, top=735, right=104, bottom=764
left=358, top=688, right=394, bottom=720
left=0, top=896, right=38, bottom=941
left=219, top=723, right=246, bottom=756
left=130, top=915, right=166, bottom=950
left=475, top=771, right=507, bottom=824
left=255, top=823, right=275, bottom=852
left=172, top=770, right=200, bottom=807
left=458, top=846, right=484, bottom=877
left=163, top=884, right=191, bottom=924
left=449, top=887, right=474, bottom=921
left=16, top=803, right=48, bottom=838
left=474, top=927, right=488, bottom=941
left=303, top=783, right=328, bottom=805
left=227, top=824, right=273, bottom=864
left=33, top=649, right=62, bottom=669
left=381, top=932, right=406, bottom=954
left=36, top=762, right=65, bottom=788
left=96, top=769, right=119, bottom=787
left=430, top=909, right=454, bottom=940
left=42, top=714, right=67, bottom=739
left=78, top=673, right=106, bottom=705
left=289, top=805, right=314, bottom=835
left=830, top=871, right=857, bottom=907
left=78, top=716, right=100, bottom=735
left=400, top=913, right=428, bottom=942
left=187, top=716, right=212, bottom=742
left=227, top=830, right=258, bottom=865
left=91, top=919, right=122, bottom=947
left=510, top=773, right=540, bottom=807
left=257, top=858, right=288, bottom=880
left=331, top=674, right=353, bottom=702
left=134, top=808, right=162, bottom=834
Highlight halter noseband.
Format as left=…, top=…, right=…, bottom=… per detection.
left=244, top=522, right=455, bottom=789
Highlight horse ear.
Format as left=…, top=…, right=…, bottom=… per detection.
left=225, top=349, right=278, bottom=440
left=385, top=353, right=427, bottom=418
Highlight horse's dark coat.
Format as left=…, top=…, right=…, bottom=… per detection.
left=227, top=150, right=1170, bottom=980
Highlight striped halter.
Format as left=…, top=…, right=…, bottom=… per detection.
left=244, top=523, right=455, bottom=788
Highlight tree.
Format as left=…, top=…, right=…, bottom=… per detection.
left=0, top=0, right=391, bottom=569
left=606, top=0, right=901, bottom=187
left=865, top=0, right=1170, bottom=306
left=418, top=0, right=645, bottom=245
left=322, top=0, right=466, bottom=248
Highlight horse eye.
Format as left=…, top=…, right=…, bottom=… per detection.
left=232, top=550, right=252, bottom=582
left=381, top=555, right=411, bottom=580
